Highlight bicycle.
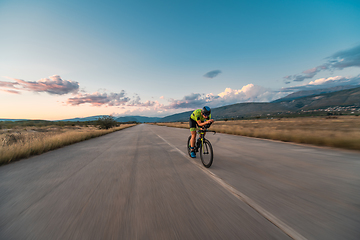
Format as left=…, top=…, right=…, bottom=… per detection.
left=187, top=128, right=216, bottom=168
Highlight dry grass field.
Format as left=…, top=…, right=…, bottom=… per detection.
left=153, top=116, right=360, bottom=150
left=0, top=124, right=136, bottom=165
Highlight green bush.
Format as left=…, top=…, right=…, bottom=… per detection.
left=97, top=116, right=118, bottom=129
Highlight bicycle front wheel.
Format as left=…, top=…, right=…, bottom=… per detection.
left=200, top=139, right=213, bottom=168
left=187, top=135, right=192, bottom=157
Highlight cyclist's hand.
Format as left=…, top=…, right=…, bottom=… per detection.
left=207, top=119, right=214, bottom=124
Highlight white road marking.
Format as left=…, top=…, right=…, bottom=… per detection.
left=153, top=131, right=307, bottom=240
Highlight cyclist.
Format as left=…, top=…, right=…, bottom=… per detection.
left=189, top=106, right=214, bottom=158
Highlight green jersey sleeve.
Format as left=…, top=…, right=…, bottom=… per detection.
left=190, top=109, right=211, bottom=122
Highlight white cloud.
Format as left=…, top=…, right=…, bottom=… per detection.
left=282, top=75, right=360, bottom=92
left=217, top=84, right=285, bottom=103
left=308, top=76, right=344, bottom=85
left=163, top=84, right=287, bottom=110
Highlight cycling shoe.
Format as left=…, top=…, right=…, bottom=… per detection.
left=190, top=151, right=196, bottom=158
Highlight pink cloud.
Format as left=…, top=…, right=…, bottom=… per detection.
left=0, top=81, right=18, bottom=89
left=66, top=91, right=130, bottom=107
left=0, top=89, right=20, bottom=94
left=0, top=75, right=79, bottom=95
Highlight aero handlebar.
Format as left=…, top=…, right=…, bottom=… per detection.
left=197, top=129, right=216, bottom=135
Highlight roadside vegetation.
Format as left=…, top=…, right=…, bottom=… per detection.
left=0, top=117, right=137, bottom=166
left=152, top=116, right=360, bottom=150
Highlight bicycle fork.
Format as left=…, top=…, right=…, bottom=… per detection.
left=197, top=134, right=206, bottom=154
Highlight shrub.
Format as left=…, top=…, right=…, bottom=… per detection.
left=97, top=116, right=118, bottom=129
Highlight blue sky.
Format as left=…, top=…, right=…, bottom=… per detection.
left=1, top=0, right=360, bottom=120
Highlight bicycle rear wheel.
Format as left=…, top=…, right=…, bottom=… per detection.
left=187, top=136, right=192, bottom=157
left=200, top=139, right=213, bottom=168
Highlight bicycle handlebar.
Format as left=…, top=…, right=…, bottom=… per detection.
left=197, top=129, right=216, bottom=135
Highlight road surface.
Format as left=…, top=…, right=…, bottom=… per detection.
left=1, top=124, right=359, bottom=239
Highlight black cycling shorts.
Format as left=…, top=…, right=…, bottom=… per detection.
left=189, top=117, right=198, bottom=131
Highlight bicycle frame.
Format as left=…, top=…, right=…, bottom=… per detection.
left=196, top=129, right=215, bottom=153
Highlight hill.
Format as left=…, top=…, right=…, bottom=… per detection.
left=159, top=87, right=360, bottom=121
left=293, top=86, right=360, bottom=110
left=0, top=118, right=29, bottom=122
left=58, top=115, right=108, bottom=122
left=1, top=115, right=159, bottom=123
left=58, top=115, right=160, bottom=123
left=158, top=111, right=193, bottom=122
left=115, top=116, right=161, bottom=123
left=272, top=85, right=359, bottom=102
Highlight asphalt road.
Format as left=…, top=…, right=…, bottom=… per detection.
left=1, top=124, right=359, bottom=240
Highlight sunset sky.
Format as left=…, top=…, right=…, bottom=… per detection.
left=1, top=0, right=360, bottom=120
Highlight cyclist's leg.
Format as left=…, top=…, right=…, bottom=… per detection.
left=191, top=131, right=196, bottom=148
left=189, top=118, right=197, bottom=149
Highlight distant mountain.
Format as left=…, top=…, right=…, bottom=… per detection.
left=59, top=115, right=108, bottom=122
left=115, top=116, right=161, bottom=123
left=158, top=102, right=292, bottom=122
left=159, top=111, right=193, bottom=122
left=0, top=118, right=29, bottom=122
left=158, top=87, right=360, bottom=121
left=59, top=115, right=160, bottom=123
left=291, top=86, right=360, bottom=111
left=1, top=115, right=160, bottom=123
left=273, top=85, right=360, bottom=103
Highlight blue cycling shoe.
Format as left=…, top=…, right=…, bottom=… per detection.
left=190, top=151, right=196, bottom=158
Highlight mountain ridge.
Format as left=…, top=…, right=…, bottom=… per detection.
left=159, top=86, right=360, bottom=121
left=1, top=86, right=359, bottom=122
left=272, top=85, right=359, bottom=103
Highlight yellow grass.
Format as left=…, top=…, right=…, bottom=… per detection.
left=0, top=124, right=136, bottom=165
left=152, top=116, right=360, bottom=150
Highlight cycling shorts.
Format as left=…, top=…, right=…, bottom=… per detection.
left=189, top=117, right=198, bottom=132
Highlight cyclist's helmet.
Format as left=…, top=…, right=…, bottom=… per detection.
left=201, top=106, right=211, bottom=117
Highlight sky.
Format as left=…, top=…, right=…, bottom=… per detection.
left=1, top=0, right=360, bottom=120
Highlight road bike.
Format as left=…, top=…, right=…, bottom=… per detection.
left=187, top=128, right=216, bottom=168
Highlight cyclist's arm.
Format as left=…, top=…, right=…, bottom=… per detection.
left=196, top=120, right=209, bottom=127
left=196, top=119, right=214, bottom=127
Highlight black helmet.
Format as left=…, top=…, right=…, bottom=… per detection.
left=201, top=106, right=211, bottom=116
